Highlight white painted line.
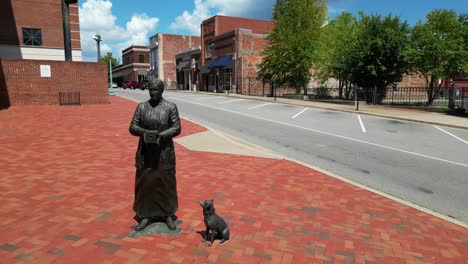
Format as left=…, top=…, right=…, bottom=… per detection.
left=358, top=115, right=367, bottom=133
left=197, top=96, right=219, bottom=100
left=434, top=125, right=468, bottom=145
left=292, top=107, right=308, bottom=119
left=167, top=96, right=468, bottom=168
left=217, top=99, right=244, bottom=104
left=248, top=102, right=270, bottom=110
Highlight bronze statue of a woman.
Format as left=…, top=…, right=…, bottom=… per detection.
left=129, top=79, right=181, bottom=231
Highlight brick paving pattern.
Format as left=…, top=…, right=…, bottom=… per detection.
left=0, top=96, right=466, bottom=263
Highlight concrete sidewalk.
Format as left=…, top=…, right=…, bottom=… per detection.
left=179, top=90, right=468, bottom=130
left=0, top=97, right=466, bottom=263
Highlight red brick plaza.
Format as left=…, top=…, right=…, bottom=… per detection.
left=0, top=97, right=466, bottom=263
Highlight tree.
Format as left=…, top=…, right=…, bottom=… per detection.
left=348, top=13, right=409, bottom=103
left=404, top=9, right=467, bottom=105
left=258, top=0, right=328, bottom=95
left=100, top=53, right=119, bottom=68
left=315, top=12, right=357, bottom=98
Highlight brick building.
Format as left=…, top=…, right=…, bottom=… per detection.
left=199, top=15, right=274, bottom=93
left=175, top=46, right=201, bottom=91
left=0, top=0, right=82, bottom=61
left=0, top=0, right=109, bottom=108
left=149, top=33, right=200, bottom=89
left=112, top=45, right=150, bottom=86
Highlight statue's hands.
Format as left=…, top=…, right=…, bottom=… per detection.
left=143, top=130, right=159, bottom=144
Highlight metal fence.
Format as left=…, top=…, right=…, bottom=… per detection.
left=59, top=91, right=80, bottom=105
left=227, top=77, right=468, bottom=110
left=292, top=86, right=468, bottom=109
left=235, top=77, right=297, bottom=97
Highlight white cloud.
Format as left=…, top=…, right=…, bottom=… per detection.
left=79, top=0, right=158, bottom=61
left=170, top=0, right=275, bottom=35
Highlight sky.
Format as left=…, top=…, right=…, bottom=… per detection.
left=79, top=0, right=468, bottom=62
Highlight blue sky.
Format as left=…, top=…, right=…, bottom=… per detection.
left=79, top=0, right=467, bottom=62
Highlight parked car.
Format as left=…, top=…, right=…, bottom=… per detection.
left=141, top=80, right=149, bottom=90
left=112, top=82, right=118, bottom=88
left=123, top=80, right=141, bottom=89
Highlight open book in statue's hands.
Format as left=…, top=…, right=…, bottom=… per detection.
left=144, top=130, right=159, bottom=144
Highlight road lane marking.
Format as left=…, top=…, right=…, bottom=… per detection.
left=292, top=107, right=308, bottom=119
left=434, top=126, right=468, bottom=145
left=166, top=96, right=468, bottom=168
left=197, top=96, right=219, bottom=100
left=358, top=115, right=367, bottom=133
left=218, top=99, right=244, bottom=104
left=248, top=102, right=270, bottom=110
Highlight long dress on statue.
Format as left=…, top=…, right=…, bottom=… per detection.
left=129, top=98, right=181, bottom=222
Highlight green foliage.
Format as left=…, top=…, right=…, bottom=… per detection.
left=404, top=9, right=467, bottom=104
left=315, top=12, right=357, bottom=86
left=100, top=54, right=119, bottom=68
left=349, top=13, right=409, bottom=94
left=258, top=0, right=328, bottom=94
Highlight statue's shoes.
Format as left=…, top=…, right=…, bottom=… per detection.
left=166, top=216, right=176, bottom=230
left=134, top=218, right=151, bottom=231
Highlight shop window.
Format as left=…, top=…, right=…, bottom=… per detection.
left=22, top=28, right=42, bottom=46
left=223, top=68, right=232, bottom=90
left=209, top=74, right=215, bottom=86
left=206, top=43, right=213, bottom=58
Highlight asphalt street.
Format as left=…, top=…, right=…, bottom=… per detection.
left=117, top=89, right=468, bottom=223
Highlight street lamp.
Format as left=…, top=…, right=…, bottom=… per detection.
left=108, top=52, right=115, bottom=96
left=94, top=34, right=102, bottom=62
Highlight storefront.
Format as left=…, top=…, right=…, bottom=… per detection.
left=201, top=54, right=233, bottom=93
left=175, top=47, right=200, bottom=91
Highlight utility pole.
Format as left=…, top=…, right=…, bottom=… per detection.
left=62, top=0, right=77, bottom=61
left=94, top=35, right=102, bottom=62
left=354, top=84, right=359, bottom=111
left=108, top=52, right=115, bottom=96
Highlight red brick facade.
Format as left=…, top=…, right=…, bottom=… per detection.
left=0, top=59, right=108, bottom=107
left=1, top=0, right=80, bottom=49
left=397, top=73, right=427, bottom=88
left=149, top=33, right=200, bottom=89
left=113, top=45, right=150, bottom=85
left=199, top=15, right=274, bottom=93
left=201, top=16, right=274, bottom=67
left=122, top=46, right=149, bottom=65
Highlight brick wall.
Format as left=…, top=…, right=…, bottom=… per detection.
left=217, top=16, right=275, bottom=36
left=201, top=16, right=274, bottom=67
left=160, top=34, right=200, bottom=89
left=1, top=0, right=80, bottom=49
left=236, top=30, right=269, bottom=95
left=397, top=73, right=427, bottom=88
left=0, top=58, right=108, bottom=107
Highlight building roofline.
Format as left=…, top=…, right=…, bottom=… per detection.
left=204, top=14, right=274, bottom=23
left=211, top=28, right=267, bottom=41
left=121, top=45, right=149, bottom=53
left=150, top=32, right=200, bottom=38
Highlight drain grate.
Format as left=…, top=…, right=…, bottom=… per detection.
left=59, top=91, right=80, bottom=105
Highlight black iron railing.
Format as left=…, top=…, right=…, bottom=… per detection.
left=59, top=91, right=80, bottom=105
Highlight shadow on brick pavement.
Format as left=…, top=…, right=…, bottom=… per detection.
left=0, top=96, right=466, bottom=263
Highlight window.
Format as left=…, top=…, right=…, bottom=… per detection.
left=138, top=54, right=145, bottom=63
left=22, top=28, right=42, bottom=46
left=205, top=43, right=213, bottom=58
left=223, top=68, right=232, bottom=90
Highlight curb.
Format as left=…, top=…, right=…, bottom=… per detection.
left=119, top=92, right=468, bottom=229
left=174, top=90, right=468, bottom=130
left=181, top=115, right=468, bottom=229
